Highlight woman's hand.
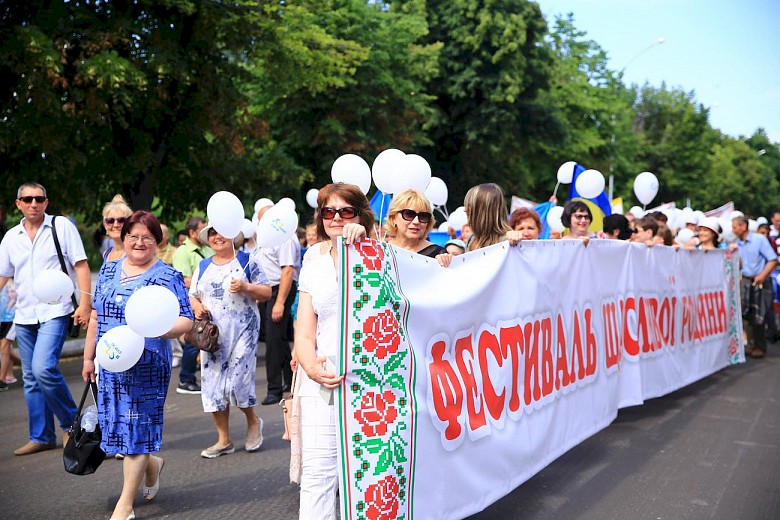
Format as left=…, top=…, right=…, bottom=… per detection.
left=303, top=356, right=343, bottom=389
left=191, top=299, right=208, bottom=319
left=436, top=253, right=453, bottom=268
left=82, top=359, right=96, bottom=383
left=229, top=278, right=244, bottom=294
left=505, top=230, right=523, bottom=246
left=342, top=223, right=367, bottom=245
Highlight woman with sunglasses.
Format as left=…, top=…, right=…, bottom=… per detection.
left=101, top=195, right=133, bottom=263
left=385, top=189, right=445, bottom=258
left=294, top=183, right=372, bottom=519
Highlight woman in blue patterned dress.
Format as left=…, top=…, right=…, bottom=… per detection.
left=82, top=211, right=194, bottom=520
left=188, top=224, right=271, bottom=458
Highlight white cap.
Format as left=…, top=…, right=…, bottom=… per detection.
left=698, top=217, right=721, bottom=235
left=729, top=210, right=744, bottom=220
left=757, top=216, right=768, bottom=225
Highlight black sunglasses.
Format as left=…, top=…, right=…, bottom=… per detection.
left=104, top=217, right=128, bottom=226
left=18, top=196, right=47, bottom=204
left=321, top=206, right=360, bottom=220
left=399, top=209, right=432, bottom=224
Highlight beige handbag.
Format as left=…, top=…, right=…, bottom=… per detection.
left=280, top=367, right=302, bottom=484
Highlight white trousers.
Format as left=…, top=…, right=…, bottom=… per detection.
left=299, top=396, right=338, bottom=520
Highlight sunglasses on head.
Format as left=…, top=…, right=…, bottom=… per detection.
left=104, top=217, right=128, bottom=226
left=18, top=196, right=47, bottom=204
left=321, top=206, right=360, bottom=220
left=399, top=209, right=432, bottom=224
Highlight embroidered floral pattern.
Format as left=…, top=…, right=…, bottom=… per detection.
left=342, top=239, right=411, bottom=520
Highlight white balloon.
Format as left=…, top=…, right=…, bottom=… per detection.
left=372, top=149, right=406, bottom=194
left=257, top=204, right=299, bottom=248
left=125, top=285, right=181, bottom=338
left=575, top=169, right=605, bottom=199
left=757, top=216, right=768, bottom=225
left=241, top=218, right=256, bottom=239
left=675, top=228, right=695, bottom=245
left=633, top=171, right=659, bottom=205
left=306, top=189, right=319, bottom=209
left=254, top=198, right=274, bottom=213
left=547, top=206, right=565, bottom=232
left=448, top=208, right=469, bottom=231
left=425, top=177, right=448, bottom=207
left=96, top=325, right=145, bottom=373
left=629, top=206, right=645, bottom=218
left=32, top=269, right=74, bottom=305
left=557, top=161, right=577, bottom=184
left=395, top=154, right=432, bottom=193
left=207, top=191, right=244, bottom=239
left=331, top=154, right=372, bottom=194
left=277, top=197, right=296, bottom=211
left=748, top=219, right=758, bottom=232
left=437, top=221, right=451, bottom=233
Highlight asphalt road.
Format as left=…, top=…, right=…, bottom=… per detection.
left=0, top=346, right=777, bottom=520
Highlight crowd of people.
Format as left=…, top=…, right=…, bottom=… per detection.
left=0, top=180, right=777, bottom=520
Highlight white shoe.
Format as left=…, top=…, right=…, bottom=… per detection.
left=142, top=456, right=164, bottom=501
left=245, top=417, right=264, bottom=452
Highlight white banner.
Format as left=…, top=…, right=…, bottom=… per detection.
left=336, top=239, right=743, bottom=520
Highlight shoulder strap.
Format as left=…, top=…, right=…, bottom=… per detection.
left=236, top=251, right=252, bottom=280
left=50, top=216, right=79, bottom=309
left=193, top=248, right=205, bottom=258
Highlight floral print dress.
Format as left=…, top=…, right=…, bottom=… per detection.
left=190, top=252, right=268, bottom=412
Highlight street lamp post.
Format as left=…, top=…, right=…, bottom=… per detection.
left=609, top=36, right=665, bottom=201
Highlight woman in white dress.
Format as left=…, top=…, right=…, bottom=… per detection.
left=189, top=224, right=272, bottom=458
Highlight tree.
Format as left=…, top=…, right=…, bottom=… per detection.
left=252, top=0, right=440, bottom=196
left=533, top=14, right=637, bottom=202
left=630, top=83, right=718, bottom=207
left=418, top=0, right=556, bottom=206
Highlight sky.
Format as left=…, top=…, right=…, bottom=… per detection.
left=536, top=0, right=780, bottom=143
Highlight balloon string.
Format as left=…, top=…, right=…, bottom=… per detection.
left=379, top=192, right=387, bottom=241
left=552, top=181, right=560, bottom=199
left=435, top=206, right=449, bottom=220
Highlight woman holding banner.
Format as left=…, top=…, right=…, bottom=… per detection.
left=437, top=183, right=521, bottom=267
left=385, top=189, right=445, bottom=258
left=82, top=211, right=194, bottom=520
left=509, top=208, right=542, bottom=240
left=561, top=200, right=593, bottom=241
left=294, top=183, right=372, bottom=519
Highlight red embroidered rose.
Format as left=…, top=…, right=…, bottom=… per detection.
left=363, top=310, right=400, bottom=359
left=354, top=391, right=398, bottom=437
left=364, top=475, right=400, bottom=520
left=354, top=240, right=384, bottom=271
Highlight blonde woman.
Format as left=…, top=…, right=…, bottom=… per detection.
left=101, top=195, right=133, bottom=263
left=437, top=183, right=521, bottom=267
left=385, top=189, right=444, bottom=257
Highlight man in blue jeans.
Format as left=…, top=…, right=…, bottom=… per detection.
left=0, top=183, right=92, bottom=455
left=171, top=216, right=213, bottom=394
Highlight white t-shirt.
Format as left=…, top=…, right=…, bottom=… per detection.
left=0, top=214, right=87, bottom=324
left=297, top=242, right=339, bottom=397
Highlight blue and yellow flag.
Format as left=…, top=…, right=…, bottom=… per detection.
left=568, top=163, right=612, bottom=231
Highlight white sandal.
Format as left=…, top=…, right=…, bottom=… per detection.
left=142, top=456, right=164, bottom=501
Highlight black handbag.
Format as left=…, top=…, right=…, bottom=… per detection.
left=63, top=381, right=105, bottom=475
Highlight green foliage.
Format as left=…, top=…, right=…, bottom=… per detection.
left=420, top=0, right=555, bottom=205
left=2, top=2, right=778, bottom=224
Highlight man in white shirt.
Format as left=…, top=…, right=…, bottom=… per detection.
left=255, top=206, right=300, bottom=405
left=0, top=183, right=92, bottom=455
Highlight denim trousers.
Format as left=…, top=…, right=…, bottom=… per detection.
left=16, top=315, right=78, bottom=444
left=179, top=341, right=199, bottom=384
